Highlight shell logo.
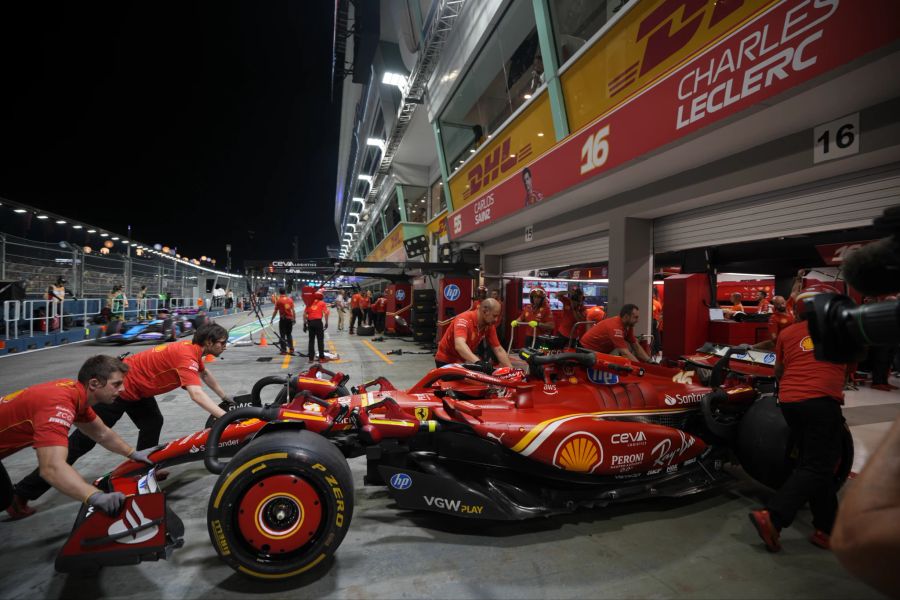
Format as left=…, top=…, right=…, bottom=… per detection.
left=553, top=432, right=604, bottom=473
left=800, top=336, right=815, bottom=351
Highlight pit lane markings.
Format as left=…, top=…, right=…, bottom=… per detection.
left=363, top=340, right=393, bottom=365
left=326, top=340, right=347, bottom=363
left=281, top=353, right=291, bottom=369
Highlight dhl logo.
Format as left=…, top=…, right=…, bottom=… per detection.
left=608, top=0, right=752, bottom=98
left=463, top=138, right=532, bottom=200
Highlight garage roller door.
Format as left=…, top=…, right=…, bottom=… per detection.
left=654, top=164, right=900, bottom=253
left=502, top=232, right=609, bottom=273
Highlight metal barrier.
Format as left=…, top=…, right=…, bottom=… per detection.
left=2, top=296, right=166, bottom=340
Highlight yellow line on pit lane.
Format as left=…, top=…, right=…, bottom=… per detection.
left=281, top=353, right=292, bottom=369
left=327, top=339, right=347, bottom=363
left=362, top=339, right=393, bottom=365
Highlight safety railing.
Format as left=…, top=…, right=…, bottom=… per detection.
left=2, top=296, right=169, bottom=340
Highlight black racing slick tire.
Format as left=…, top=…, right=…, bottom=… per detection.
left=206, top=430, right=353, bottom=580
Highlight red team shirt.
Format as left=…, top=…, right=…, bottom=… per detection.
left=435, top=309, right=500, bottom=364
left=359, top=296, right=371, bottom=310
left=768, top=311, right=794, bottom=341
left=350, top=293, right=361, bottom=309
left=305, top=299, right=329, bottom=320
left=372, top=297, right=387, bottom=313
left=580, top=316, right=637, bottom=354
left=119, top=341, right=205, bottom=401
left=775, top=321, right=845, bottom=404
left=0, top=380, right=97, bottom=459
left=557, top=296, right=583, bottom=338
left=274, top=295, right=296, bottom=321
left=518, top=303, right=552, bottom=325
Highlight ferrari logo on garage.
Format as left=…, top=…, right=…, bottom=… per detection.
left=414, top=407, right=429, bottom=420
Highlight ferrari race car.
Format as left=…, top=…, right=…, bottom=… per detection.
left=93, top=310, right=209, bottom=345
left=55, top=347, right=853, bottom=581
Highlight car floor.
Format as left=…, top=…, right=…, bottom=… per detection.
left=0, top=314, right=894, bottom=599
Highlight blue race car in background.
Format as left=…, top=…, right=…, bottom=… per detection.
left=93, top=309, right=209, bottom=345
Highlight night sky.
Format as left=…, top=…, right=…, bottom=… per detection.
left=0, top=1, right=341, bottom=269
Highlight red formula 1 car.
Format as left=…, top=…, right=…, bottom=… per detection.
left=55, top=347, right=853, bottom=581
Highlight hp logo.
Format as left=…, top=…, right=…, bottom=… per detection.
left=389, top=473, right=413, bottom=490
left=395, top=289, right=406, bottom=301
left=444, top=284, right=461, bottom=301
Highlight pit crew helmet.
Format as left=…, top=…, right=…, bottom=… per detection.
left=794, top=283, right=841, bottom=320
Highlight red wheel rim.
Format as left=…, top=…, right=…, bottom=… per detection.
left=237, top=474, right=323, bottom=554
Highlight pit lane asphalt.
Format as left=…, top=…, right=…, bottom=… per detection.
left=0, top=312, right=882, bottom=599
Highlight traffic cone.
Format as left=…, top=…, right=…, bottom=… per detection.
left=259, top=333, right=268, bottom=347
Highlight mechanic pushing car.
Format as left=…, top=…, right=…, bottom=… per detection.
left=435, top=298, right=513, bottom=368
left=514, top=287, right=554, bottom=333
left=749, top=285, right=848, bottom=553
left=11, top=324, right=233, bottom=516
left=270, top=287, right=296, bottom=355
left=580, top=303, right=652, bottom=363
left=2, top=356, right=154, bottom=520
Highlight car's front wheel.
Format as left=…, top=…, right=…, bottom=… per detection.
left=206, top=430, right=353, bottom=580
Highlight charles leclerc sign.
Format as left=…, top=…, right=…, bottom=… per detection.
left=448, top=0, right=900, bottom=240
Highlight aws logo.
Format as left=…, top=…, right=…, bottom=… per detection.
left=464, top=138, right=533, bottom=199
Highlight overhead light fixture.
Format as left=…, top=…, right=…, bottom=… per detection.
left=523, top=93, right=532, bottom=100
left=382, top=71, right=408, bottom=89
left=366, top=138, right=386, bottom=153
left=100, top=233, right=109, bottom=237
left=88, top=229, right=96, bottom=233
left=130, top=243, right=137, bottom=247
left=112, top=237, right=120, bottom=241
left=56, top=220, right=66, bottom=224
left=121, top=239, right=129, bottom=244
left=351, top=197, right=366, bottom=209
left=73, top=225, right=83, bottom=229
left=358, top=174, right=372, bottom=183
left=347, top=224, right=356, bottom=231
left=37, top=214, right=49, bottom=220
left=14, top=208, right=27, bottom=213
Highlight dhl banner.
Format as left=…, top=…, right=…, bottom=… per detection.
left=448, top=91, right=555, bottom=210
left=366, top=224, right=406, bottom=262
left=448, top=0, right=900, bottom=240
left=561, top=0, right=779, bottom=133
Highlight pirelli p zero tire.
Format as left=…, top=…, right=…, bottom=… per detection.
left=356, top=324, right=375, bottom=336
left=206, top=430, right=354, bottom=580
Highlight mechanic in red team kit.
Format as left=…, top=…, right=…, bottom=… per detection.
left=2, top=356, right=154, bottom=519
left=514, top=287, right=554, bottom=333
left=349, top=289, right=362, bottom=334
left=749, top=286, right=847, bottom=553
left=435, top=298, right=513, bottom=369
left=270, top=287, right=296, bottom=355
left=580, top=304, right=652, bottom=363
left=11, top=324, right=233, bottom=515
left=556, top=287, right=586, bottom=341
left=304, top=290, right=330, bottom=362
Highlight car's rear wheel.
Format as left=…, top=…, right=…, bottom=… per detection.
left=206, top=430, right=353, bottom=580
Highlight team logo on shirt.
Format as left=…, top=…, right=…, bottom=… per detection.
left=188, top=361, right=199, bottom=372
left=800, top=336, right=815, bottom=351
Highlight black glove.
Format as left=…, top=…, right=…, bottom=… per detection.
left=87, top=491, right=126, bottom=515
left=303, top=322, right=308, bottom=333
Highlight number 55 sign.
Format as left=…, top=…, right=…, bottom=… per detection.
left=813, top=113, right=859, bottom=164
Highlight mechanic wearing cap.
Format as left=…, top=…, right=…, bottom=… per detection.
left=270, top=287, right=296, bottom=355
left=749, top=285, right=847, bottom=553
left=12, top=324, right=232, bottom=514
left=349, top=289, right=362, bottom=334
left=304, top=290, right=329, bottom=362
left=435, top=298, right=513, bottom=369
left=2, top=355, right=154, bottom=520
left=580, top=304, right=652, bottom=363
left=586, top=305, right=606, bottom=323
left=556, top=287, right=586, bottom=341
left=514, top=287, right=554, bottom=333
